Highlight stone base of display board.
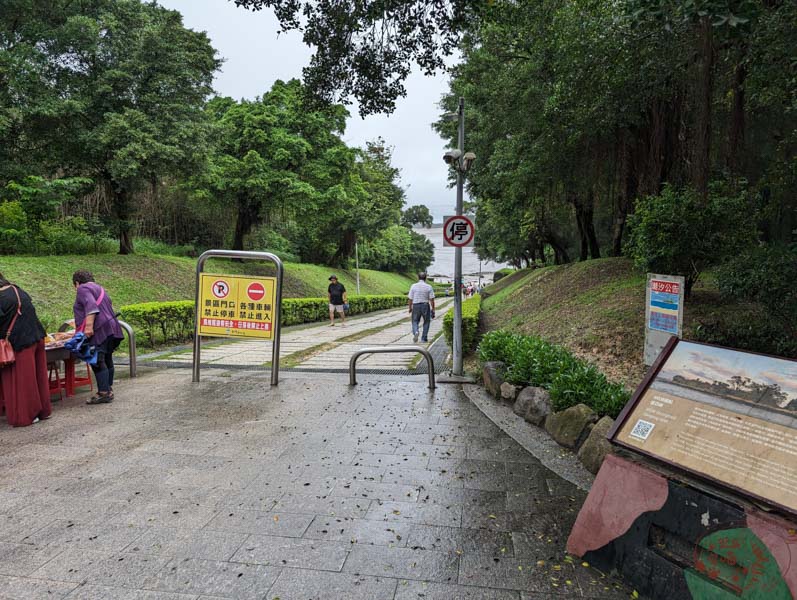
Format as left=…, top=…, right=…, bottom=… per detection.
left=566, top=453, right=797, bottom=600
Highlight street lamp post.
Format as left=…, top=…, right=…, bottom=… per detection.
left=442, top=97, right=475, bottom=378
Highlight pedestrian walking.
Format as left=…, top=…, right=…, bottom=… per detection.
left=0, top=273, right=52, bottom=427
left=327, top=275, right=347, bottom=326
left=72, top=270, right=124, bottom=404
left=407, top=272, right=435, bottom=343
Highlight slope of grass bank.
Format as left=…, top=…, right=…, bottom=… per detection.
left=0, top=254, right=414, bottom=329
left=480, top=257, right=782, bottom=387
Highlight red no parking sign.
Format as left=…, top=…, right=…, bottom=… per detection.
left=443, top=215, right=475, bottom=247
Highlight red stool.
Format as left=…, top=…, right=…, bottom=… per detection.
left=48, top=363, right=64, bottom=400
left=63, top=358, right=94, bottom=397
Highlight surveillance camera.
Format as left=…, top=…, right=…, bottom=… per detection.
left=443, top=149, right=462, bottom=165
left=462, top=152, right=476, bottom=171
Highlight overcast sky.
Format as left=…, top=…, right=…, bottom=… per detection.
left=157, top=0, right=456, bottom=221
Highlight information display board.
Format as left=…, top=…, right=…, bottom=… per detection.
left=610, top=339, right=797, bottom=515
left=198, top=273, right=276, bottom=339
left=644, top=274, right=684, bottom=366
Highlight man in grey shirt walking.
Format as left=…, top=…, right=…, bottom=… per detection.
left=407, top=272, right=436, bottom=343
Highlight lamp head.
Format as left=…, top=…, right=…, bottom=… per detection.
left=443, top=149, right=462, bottom=166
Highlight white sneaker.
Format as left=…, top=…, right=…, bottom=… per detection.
left=413, top=333, right=419, bottom=343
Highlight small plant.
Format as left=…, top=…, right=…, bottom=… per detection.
left=443, top=294, right=482, bottom=352
left=478, top=329, right=630, bottom=418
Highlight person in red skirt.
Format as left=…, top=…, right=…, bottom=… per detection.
left=0, top=273, right=52, bottom=427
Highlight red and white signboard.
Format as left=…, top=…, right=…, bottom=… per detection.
left=247, top=282, right=266, bottom=302
left=443, top=215, right=475, bottom=247
left=211, top=279, right=230, bottom=299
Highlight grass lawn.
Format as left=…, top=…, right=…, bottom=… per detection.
left=0, top=253, right=414, bottom=330
left=480, top=257, right=780, bottom=388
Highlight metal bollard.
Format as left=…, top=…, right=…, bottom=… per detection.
left=349, top=346, right=435, bottom=389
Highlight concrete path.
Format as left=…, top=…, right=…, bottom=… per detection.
left=0, top=368, right=633, bottom=599
left=149, top=299, right=453, bottom=371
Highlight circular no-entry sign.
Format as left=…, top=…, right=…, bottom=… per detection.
left=247, top=282, right=266, bottom=302
left=212, top=280, right=230, bottom=299
left=443, top=215, right=475, bottom=247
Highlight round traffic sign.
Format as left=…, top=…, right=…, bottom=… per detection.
left=212, top=280, right=230, bottom=299
left=247, top=282, right=266, bottom=302
left=443, top=215, right=475, bottom=247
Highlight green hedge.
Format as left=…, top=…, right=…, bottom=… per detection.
left=478, top=330, right=629, bottom=418
left=120, top=294, right=407, bottom=347
left=443, top=294, right=482, bottom=352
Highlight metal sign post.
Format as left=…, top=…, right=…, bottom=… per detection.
left=453, top=97, right=465, bottom=376
left=192, top=249, right=284, bottom=385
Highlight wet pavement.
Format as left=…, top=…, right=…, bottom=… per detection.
left=148, top=299, right=453, bottom=372
left=0, top=368, right=632, bottom=599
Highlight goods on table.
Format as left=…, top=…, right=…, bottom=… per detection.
left=45, top=331, right=74, bottom=349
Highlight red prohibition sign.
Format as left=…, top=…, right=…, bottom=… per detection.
left=212, top=280, right=230, bottom=299
left=247, top=282, right=266, bottom=302
left=443, top=215, right=475, bottom=247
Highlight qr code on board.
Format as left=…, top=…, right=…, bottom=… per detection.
left=630, top=419, right=655, bottom=441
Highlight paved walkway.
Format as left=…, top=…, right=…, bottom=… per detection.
left=0, top=369, right=631, bottom=599
left=149, top=299, right=453, bottom=371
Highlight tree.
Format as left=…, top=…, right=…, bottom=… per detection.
left=232, top=0, right=477, bottom=114
left=2, top=0, right=220, bottom=254
left=401, top=205, right=433, bottom=228
left=197, top=81, right=350, bottom=254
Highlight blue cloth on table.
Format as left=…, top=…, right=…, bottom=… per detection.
left=64, top=332, right=99, bottom=366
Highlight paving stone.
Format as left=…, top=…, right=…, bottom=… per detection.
left=380, top=468, right=464, bottom=489
left=214, top=493, right=280, bottom=512
left=0, top=541, right=64, bottom=577
left=265, top=564, right=398, bottom=600
left=204, top=510, right=313, bottom=537
left=459, top=554, right=582, bottom=594
left=230, top=535, right=350, bottom=570
left=365, top=500, right=461, bottom=528
left=302, top=516, right=409, bottom=547
left=343, top=545, right=459, bottom=583
left=21, top=521, right=147, bottom=553
left=330, top=482, right=420, bottom=502
left=352, top=453, right=430, bottom=470
left=426, top=458, right=504, bottom=475
left=29, top=548, right=169, bottom=587
left=126, top=527, right=248, bottom=561
left=272, top=493, right=371, bottom=518
left=395, top=580, right=521, bottom=600
left=391, top=443, right=466, bottom=459
left=109, top=502, right=220, bottom=530
left=142, top=558, right=280, bottom=599
left=417, top=487, right=507, bottom=511
left=0, top=574, right=77, bottom=599
left=62, top=585, right=198, bottom=599
left=406, top=524, right=513, bottom=555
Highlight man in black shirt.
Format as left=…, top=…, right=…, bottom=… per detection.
left=327, top=275, right=347, bottom=326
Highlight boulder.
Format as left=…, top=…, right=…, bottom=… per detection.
left=544, top=403, right=598, bottom=449
left=500, top=382, right=521, bottom=402
left=577, top=416, right=615, bottom=474
left=515, top=386, right=551, bottom=426
left=482, top=361, right=506, bottom=398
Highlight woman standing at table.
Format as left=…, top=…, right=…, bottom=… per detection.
left=0, top=273, right=52, bottom=427
left=72, top=270, right=123, bottom=405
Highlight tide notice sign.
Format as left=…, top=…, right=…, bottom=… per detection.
left=198, top=273, right=276, bottom=339
left=644, top=273, right=684, bottom=365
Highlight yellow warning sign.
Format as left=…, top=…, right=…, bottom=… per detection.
left=198, top=273, right=276, bottom=339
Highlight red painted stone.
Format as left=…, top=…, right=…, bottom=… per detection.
left=747, top=508, right=797, bottom=598
left=567, top=454, right=669, bottom=557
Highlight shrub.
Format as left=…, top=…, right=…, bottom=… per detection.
left=135, top=238, right=198, bottom=257
left=715, top=244, right=797, bottom=341
left=625, top=185, right=754, bottom=297
left=35, top=217, right=116, bottom=255
left=493, top=268, right=513, bottom=283
left=477, top=330, right=630, bottom=418
left=120, top=294, right=407, bottom=347
left=443, top=294, right=482, bottom=352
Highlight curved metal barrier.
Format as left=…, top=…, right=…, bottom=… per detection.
left=59, top=318, right=137, bottom=379
left=349, top=346, right=435, bottom=389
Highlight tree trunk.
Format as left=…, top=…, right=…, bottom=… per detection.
left=693, top=17, right=714, bottom=199
left=110, top=180, right=135, bottom=255
left=727, top=58, right=746, bottom=174
left=233, top=196, right=257, bottom=252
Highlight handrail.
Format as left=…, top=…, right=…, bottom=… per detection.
left=59, top=318, right=137, bottom=379
left=349, top=345, right=435, bottom=389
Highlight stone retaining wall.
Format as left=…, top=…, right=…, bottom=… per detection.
left=482, top=361, right=614, bottom=474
